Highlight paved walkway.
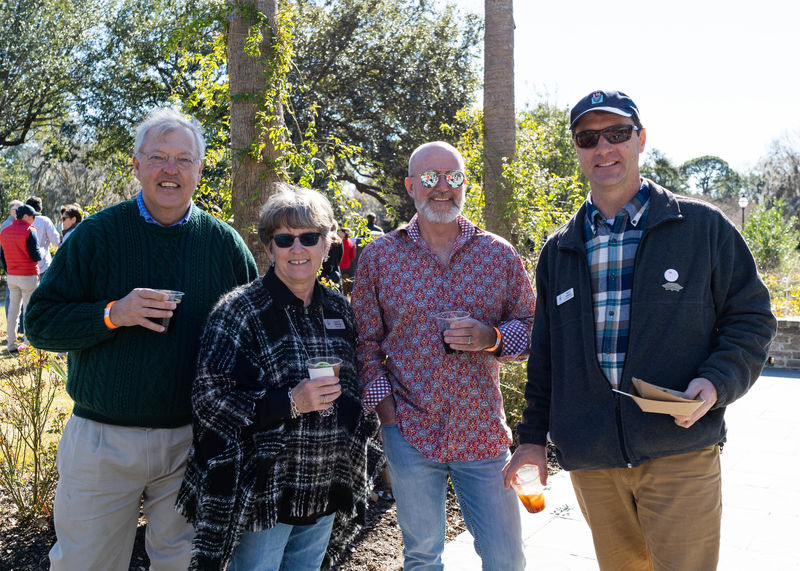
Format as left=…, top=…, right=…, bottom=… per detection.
left=442, top=368, right=800, bottom=570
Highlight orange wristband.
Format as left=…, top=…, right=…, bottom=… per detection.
left=485, top=326, right=502, bottom=352
left=104, top=301, right=119, bottom=330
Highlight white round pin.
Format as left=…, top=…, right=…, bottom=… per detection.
left=664, top=269, right=679, bottom=282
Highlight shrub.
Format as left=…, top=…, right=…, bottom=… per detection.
left=0, top=350, right=68, bottom=521
left=499, top=361, right=528, bottom=449
left=742, top=200, right=800, bottom=274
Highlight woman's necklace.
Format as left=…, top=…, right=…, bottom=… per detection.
left=284, top=305, right=334, bottom=417
left=284, top=305, right=329, bottom=361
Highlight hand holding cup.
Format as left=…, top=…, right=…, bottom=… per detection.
left=108, top=288, right=183, bottom=333
left=510, top=465, right=546, bottom=513
left=293, top=357, right=342, bottom=415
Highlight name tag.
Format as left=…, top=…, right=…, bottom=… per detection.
left=324, top=318, right=345, bottom=330
left=556, top=288, right=574, bottom=306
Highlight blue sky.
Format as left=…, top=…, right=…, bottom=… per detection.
left=451, top=0, right=799, bottom=174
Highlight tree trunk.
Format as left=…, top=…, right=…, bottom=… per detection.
left=228, top=0, right=284, bottom=272
left=483, top=0, right=516, bottom=241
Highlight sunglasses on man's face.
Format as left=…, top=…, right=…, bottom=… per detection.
left=573, top=125, right=639, bottom=149
left=272, top=232, right=322, bottom=248
left=417, top=170, right=466, bottom=189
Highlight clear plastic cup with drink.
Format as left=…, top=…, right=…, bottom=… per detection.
left=434, top=310, right=470, bottom=354
left=511, top=464, right=546, bottom=513
left=153, top=290, right=184, bottom=332
left=306, top=357, right=342, bottom=417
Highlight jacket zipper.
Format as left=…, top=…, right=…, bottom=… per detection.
left=614, top=395, right=632, bottom=467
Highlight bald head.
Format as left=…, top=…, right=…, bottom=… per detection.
left=408, top=141, right=465, bottom=177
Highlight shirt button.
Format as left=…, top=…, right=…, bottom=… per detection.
left=609, top=310, right=615, bottom=316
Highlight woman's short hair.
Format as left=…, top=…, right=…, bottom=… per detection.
left=60, top=203, right=84, bottom=223
left=257, top=184, right=337, bottom=247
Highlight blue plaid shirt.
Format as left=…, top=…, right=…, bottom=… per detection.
left=136, top=190, right=193, bottom=227
left=583, top=182, right=650, bottom=388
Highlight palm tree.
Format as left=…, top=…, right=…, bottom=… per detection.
left=483, top=0, right=516, bottom=241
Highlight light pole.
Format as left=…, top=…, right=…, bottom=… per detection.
left=738, top=195, right=749, bottom=228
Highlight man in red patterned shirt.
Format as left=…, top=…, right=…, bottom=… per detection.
left=352, top=141, right=535, bottom=570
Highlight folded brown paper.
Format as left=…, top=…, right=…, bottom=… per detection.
left=612, top=377, right=703, bottom=416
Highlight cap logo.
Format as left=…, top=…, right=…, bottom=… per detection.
left=591, top=92, right=604, bottom=105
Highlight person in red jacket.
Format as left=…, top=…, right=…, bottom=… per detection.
left=0, top=204, right=41, bottom=352
left=338, top=227, right=356, bottom=295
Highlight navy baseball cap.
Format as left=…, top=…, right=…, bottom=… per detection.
left=569, top=90, right=641, bottom=130
left=15, top=205, right=37, bottom=219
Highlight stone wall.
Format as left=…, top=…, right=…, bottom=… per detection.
left=769, top=317, right=800, bottom=370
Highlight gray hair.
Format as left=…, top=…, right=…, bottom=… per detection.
left=8, top=199, right=23, bottom=213
left=257, top=184, right=337, bottom=247
left=133, top=108, right=206, bottom=158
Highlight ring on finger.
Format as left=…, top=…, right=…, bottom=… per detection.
left=467, top=336, right=472, bottom=345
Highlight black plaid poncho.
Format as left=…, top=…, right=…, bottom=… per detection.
left=176, top=269, right=381, bottom=570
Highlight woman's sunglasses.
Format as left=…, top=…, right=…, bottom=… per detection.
left=573, top=125, right=639, bottom=149
left=272, top=232, right=322, bottom=248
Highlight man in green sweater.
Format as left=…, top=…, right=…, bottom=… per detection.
left=26, top=108, right=259, bottom=571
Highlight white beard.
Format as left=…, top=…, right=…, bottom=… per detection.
left=415, top=192, right=464, bottom=224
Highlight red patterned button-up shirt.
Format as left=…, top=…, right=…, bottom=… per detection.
left=352, top=215, right=535, bottom=462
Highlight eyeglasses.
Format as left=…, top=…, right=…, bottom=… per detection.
left=272, top=232, right=322, bottom=248
left=417, top=170, right=466, bottom=189
left=137, top=152, right=200, bottom=171
left=573, top=125, right=639, bottom=149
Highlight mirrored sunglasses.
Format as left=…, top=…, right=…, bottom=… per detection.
left=418, top=170, right=466, bottom=189
left=573, top=125, right=639, bottom=149
left=272, top=232, right=322, bottom=248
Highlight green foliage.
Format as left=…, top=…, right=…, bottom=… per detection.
left=499, top=362, right=528, bottom=448
left=289, top=0, right=481, bottom=223
left=0, top=0, right=100, bottom=148
left=447, top=103, right=587, bottom=255
left=0, top=350, right=68, bottom=521
left=0, top=149, right=31, bottom=207
left=77, top=0, right=226, bottom=159
left=640, top=149, right=687, bottom=193
left=679, top=155, right=740, bottom=198
left=761, top=271, right=800, bottom=318
left=504, top=107, right=587, bottom=255
left=742, top=199, right=800, bottom=274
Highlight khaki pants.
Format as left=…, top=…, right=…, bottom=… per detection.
left=6, top=273, right=37, bottom=349
left=570, top=445, right=722, bottom=571
left=49, top=417, right=194, bottom=571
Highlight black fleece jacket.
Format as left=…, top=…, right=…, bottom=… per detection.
left=519, top=180, right=776, bottom=470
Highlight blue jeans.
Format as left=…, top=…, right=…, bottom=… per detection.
left=228, top=513, right=335, bottom=571
left=382, top=424, right=524, bottom=571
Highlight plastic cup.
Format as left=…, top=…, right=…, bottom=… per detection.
left=306, top=357, right=342, bottom=417
left=434, top=311, right=470, bottom=354
left=511, top=465, right=546, bottom=513
left=306, top=356, right=342, bottom=379
left=153, top=290, right=184, bottom=332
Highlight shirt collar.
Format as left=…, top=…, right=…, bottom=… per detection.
left=263, top=267, right=325, bottom=310
left=585, top=181, right=650, bottom=235
left=136, top=190, right=193, bottom=227
left=404, top=214, right=476, bottom=243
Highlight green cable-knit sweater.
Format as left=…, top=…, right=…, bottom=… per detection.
left=25, top=199, right=259, bottom=428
